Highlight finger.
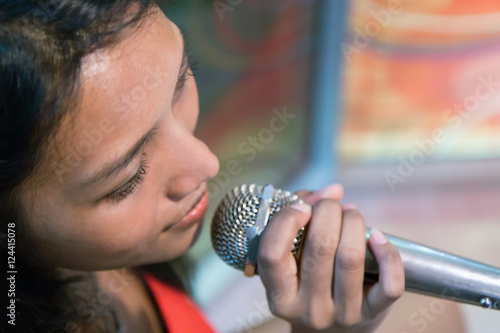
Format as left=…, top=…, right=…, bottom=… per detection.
left=296, top=184, right=344, bottom=205
left=295, top=190, right=313, bottom=201
left=364, top=229, right=405, bottom=316
left=333, top=206, right=366, bottom=326
left=258, top=203, right=312, bottom=314
left=298, top=199, right=341, bottom=303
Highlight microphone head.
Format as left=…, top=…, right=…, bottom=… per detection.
left=211, top=184, right=304, bottom=271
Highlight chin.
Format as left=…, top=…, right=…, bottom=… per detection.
left=152, top=221, right=205, bottom=262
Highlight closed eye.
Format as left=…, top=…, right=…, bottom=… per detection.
left=105, top=157, right=148, bottom=203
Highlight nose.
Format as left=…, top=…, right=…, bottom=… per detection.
left=163, top=124, right=219, bottom=201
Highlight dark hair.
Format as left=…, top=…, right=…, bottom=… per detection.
left=0, top=1, right=164, bottom=332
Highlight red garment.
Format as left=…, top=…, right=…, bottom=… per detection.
left=143, top=273, right=216, bottom=333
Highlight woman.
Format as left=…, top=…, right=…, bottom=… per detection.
left=0, top=1, right=405, bottom=332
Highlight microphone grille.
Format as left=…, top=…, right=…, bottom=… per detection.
left=211, top=184, right=304, bottom=271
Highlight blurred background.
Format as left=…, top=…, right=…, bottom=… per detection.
left=162, top=0, right=500, bottom=332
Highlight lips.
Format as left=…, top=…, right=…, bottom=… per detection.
left=164, top=191, right=209, bottom=231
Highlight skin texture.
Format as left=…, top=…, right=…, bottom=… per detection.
left=248, top=293, right=466, bottom=333
left=16, top=7, right=406, bottom=333
left=258, top=186, right=406, bottom=332
left=19, top=9, right=219, bottom=271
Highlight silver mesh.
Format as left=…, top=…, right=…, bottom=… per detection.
left=211, top=184, right=304, bottom=271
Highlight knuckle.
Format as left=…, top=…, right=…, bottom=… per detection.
left=310, top=236, right=337, bottom=260
left=306, top=319, right=333, bottom=331
left=280, top=206, right=310, bottom=227
left=300, top=257, right=317, bottom=277
left=384, top=273, right=405, bottom=300
left=383, top=282, right=405, bottom=301
left=342, top=209, right=365, bottom=225
left=300, top=302, right=334, bottom=330
left=335, top=312, right=362, bottom=328
left=378, top=248, right=405, bottom=301
left=258, top=248, right=286, bottom=269
left=381, top=248, right=403, bottom=266
left=295, top=190, right=313, bottom=199
left=257, top=247, right=287, bottom=268
left=314, top=198, right=341, bottom=213
left=336, top=247, right=365, bottom=271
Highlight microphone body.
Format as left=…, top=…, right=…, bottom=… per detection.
left=211, top=184, right=500, bottom=310
left=363, top=228, right=500, bottom=310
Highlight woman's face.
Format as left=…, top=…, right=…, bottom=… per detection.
left=19, top=9, right=219, bottom=270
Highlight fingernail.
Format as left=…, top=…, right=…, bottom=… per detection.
left=290, top=203, right=311, bottom=214
left=342, top=203, right=357, bottom=210
left=318, top=183, right=343, bottom=198
left=370, top=228, right=388, bottom=244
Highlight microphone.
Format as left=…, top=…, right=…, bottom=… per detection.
left=211, top=184, right=500, bottom=310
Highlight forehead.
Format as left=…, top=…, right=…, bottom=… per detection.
left=80, top=9, right=182, bottom=120
left=81, top=10, right=182, bottom=105
left=44, top=10, right=182, bottom=185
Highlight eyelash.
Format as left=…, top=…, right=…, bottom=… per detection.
left=173, top=50, right=198, bottom=101
left=175, top=70, right=190, bottom=94
left=107, top=158, right=149, bottom=203
left=102, top=52, right=196, bottom=203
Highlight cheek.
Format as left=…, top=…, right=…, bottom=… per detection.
left=28, top=199, right=159, bottom=263
left=90, top=203, right=158, bottom=252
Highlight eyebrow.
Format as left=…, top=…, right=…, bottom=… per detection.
left=79, top=36, right=190, bottom=188
left=79, top=36, right=188, bottom=188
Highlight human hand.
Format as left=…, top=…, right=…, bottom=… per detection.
left=257, top=184, right=405, bottom=333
